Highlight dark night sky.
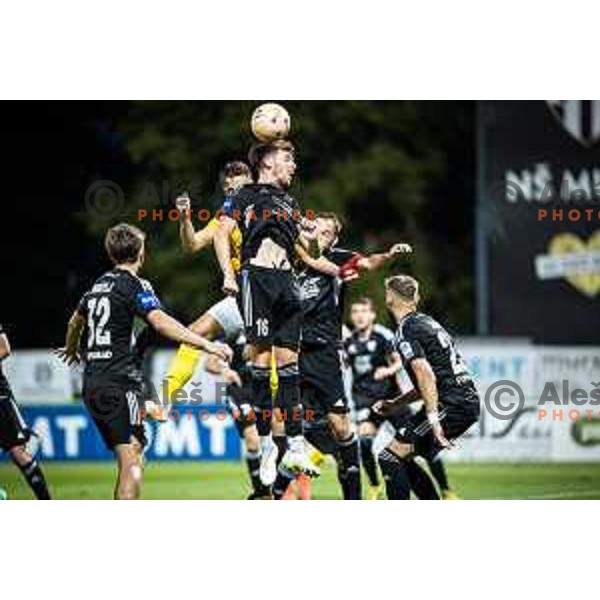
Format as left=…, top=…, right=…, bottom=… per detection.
left=0, top=101, right=476, bottom=347
left=1, top=102, right=131, bottom=347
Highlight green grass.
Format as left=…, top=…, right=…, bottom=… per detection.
left=2, top=460, right=600, bottom=499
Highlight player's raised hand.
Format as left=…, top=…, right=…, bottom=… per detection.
left=53, top=347, right=81, bottom=367
left=222, top=274, right=239, bottom=296
left=388, top=243, right=413, bottom=256
left=175, top=194, right=191, bottom=214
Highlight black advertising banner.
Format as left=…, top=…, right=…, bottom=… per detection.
left=478, top=101, right=600, bottom=344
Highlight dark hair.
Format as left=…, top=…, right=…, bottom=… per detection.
left=385, top=275, right=419, bottom=302
left=351, top=297, right=374, bottom=310
left=248, top=139, right=294, bottom=177
left=219, top=161, right=252, bottom=188
left=315, top=211, right=343, bottom=236
left=105, top=223, right=145, bottom=265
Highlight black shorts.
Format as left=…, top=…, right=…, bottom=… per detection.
left=0, top=387, right=31, bottom=452
left=240, top=266, right=302, bottom=350
left=394, top=397, right=480, bottom=461
left=300, top=344, right=349, bottom=416
left=83, top=378, right=147, bottom=450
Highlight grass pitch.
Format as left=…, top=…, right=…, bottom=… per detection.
left=2, top=460, right=600, bottom=499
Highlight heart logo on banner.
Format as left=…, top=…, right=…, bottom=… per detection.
left=548, top=230, right=600, bottom=297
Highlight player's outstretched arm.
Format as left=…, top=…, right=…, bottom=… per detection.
left=146, top=309, right=231, bottom=362
left=55, top=311, right=85, bottom=366
left=214, top=217, right=238, bottom=295
left=176, top=195, right=216, bottom=254
left=357, top=243, right=413, bottom=272
left=295, top=242, right=340, bottom=276
left=412, top=357, right=451, bottom=449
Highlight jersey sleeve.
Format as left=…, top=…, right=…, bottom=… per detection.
left=130, top=278, right=163, bottom=320
left=76, top=292, right=89, bottom=317
left=328, top=247, right=361, bottom=267
left=397, top=323, right=426, bottom=363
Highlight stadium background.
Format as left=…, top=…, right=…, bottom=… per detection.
left=1, top=100, right=599, bottom=498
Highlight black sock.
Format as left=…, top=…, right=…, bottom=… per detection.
left=250, top=366, right=272, bottom=436
left=245, top=450, right=265, bottom=494
left=15, top=458, right=51, bottom=500
left=406, top=460, right=440, bottom=500
left=378, top=448, right=410, bottom=500
left=276, top=363, right=302, bottom=438
left=428, top=457, right=450, bottom=492
left=272, top=467, right=295, bottom=500
left=273, top=435, right=288, bottom=468
left=337, top=434, right=362, bottom=500
left=359, top=436, right=380, bottom=487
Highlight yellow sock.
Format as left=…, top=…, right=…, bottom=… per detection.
left=164, top=344, right=202, bottom=401
left=269, top=352, right=279, bottom=401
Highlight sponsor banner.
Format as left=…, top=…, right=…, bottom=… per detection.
left=0, top=404, right=241, bottom=461
left=4, top=351, right=75, bottom=405
left=478, top=100, right=600, bottom=343
left=538, top=347, right=600, bottom=462
left=446, top=339, right=550, bottom=461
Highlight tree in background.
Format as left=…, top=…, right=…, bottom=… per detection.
left=86, top=101, right=475, bottom=334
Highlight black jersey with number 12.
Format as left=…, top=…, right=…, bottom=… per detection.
left=77, top=269, right=162, bottom=382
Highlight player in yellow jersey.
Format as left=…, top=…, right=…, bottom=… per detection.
left=159, top=162, right=252, bottom=410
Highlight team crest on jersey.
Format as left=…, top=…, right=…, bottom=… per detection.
left=366, top=340, right=377, bottom=353
left=546, top=101, right=600, bottom=147
left=399, top=341, right=414, bottom=359
left=299, top=277, right=321, bottom=300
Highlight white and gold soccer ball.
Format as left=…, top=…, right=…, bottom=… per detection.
left=251, top=103, right=291, bottom=142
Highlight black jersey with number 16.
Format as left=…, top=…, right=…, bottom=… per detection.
left=231, top=184, right=301, bottom=265
left=77, top=269, right=162, bottom=382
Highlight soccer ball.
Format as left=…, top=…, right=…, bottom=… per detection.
left=251, top=103, right=291, bottom=142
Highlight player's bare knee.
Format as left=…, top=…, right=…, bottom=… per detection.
left=358, top=421, right=376, bottom=438
left=9, top=444, right=30, bottom=466
left=329, top=412, right=353, bottom=440
left=274, top=346, right=297, bottom=366
left=386, top=438, right=413, bottom=459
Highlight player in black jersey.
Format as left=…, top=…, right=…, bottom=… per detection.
left=56, top=223, right=231, bottom=500
left=205, top=333, right=271, bottom=499
left=215, top=140, right=318, bottom=479
left=344, top=298, right=403, bottom=499
left=271, top=212, right=412, bottom=500
left=346, top=298, right=459, bottom=500
left=374, top=275, right=480, bottom=500
left=0, top=324, right=51, bottom=499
